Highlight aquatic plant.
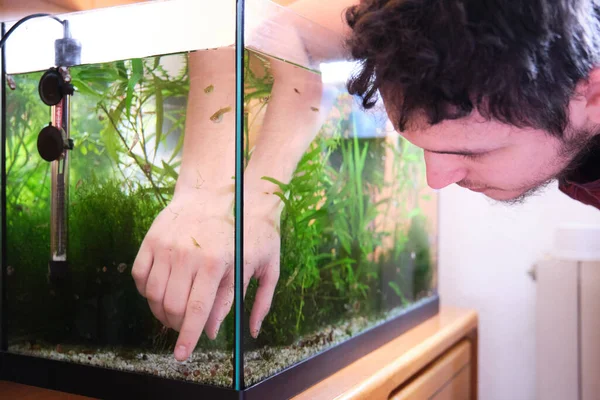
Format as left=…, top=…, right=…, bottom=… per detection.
left=5, top=50, right=434, bottom=357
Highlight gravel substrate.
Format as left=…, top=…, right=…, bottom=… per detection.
left=9, top=297, right=433, bottom=387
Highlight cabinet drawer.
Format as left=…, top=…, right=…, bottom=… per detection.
left=390, top=340, right=472, bottom=400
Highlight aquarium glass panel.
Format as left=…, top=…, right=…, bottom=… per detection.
left=2, top=0, right=439, bottom=394
left=242, top=2, right=438, bottom=386
left=3, top=4, right=240, bottom=387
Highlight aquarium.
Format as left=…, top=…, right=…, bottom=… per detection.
left=0, top=1, right=438, bottom=398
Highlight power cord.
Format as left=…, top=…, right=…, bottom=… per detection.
left=0, top=13, right=65, bottom=49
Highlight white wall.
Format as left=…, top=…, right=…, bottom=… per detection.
left=439, top=184, right=600, bottom=400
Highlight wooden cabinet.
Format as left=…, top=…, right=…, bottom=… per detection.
left=294, top=307, right=478, bottom=400
left=390, top=341, right=472, bottom=400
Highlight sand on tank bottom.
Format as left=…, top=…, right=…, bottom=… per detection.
left=8, top=297, right=433, bottom=387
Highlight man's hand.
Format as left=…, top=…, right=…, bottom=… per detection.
left=131, top=188, right=282, bottom=361
left=243, top=193, right=283, bottom=338
left=130, top=33, right=324, bottom=360
left=131, top=191, right=235, bottom=361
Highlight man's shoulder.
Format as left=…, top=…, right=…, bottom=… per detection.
left=559, top=140, right=600, bottom=209
left=559, top=178, right=600, bottom=209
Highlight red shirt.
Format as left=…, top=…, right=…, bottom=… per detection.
left=559, top=179, right=600, bottom=210
left=558, top=145, right=600, bottom=209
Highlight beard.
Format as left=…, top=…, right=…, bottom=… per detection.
left=489, top=179, right=554, bottom=205
left=462, top=130, right=600, bottom=206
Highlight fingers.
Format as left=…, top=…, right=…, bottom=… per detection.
left=249, top=260, right=280, bottom=338
left=163, top=259, right=195, bottom=331
left=204, top=267, right=234, bottom=340
left=131, top=238, right=154, bottom=296
left=174, top=264, right=222, bottom=361
left=145, top=254, right=171, bottom=328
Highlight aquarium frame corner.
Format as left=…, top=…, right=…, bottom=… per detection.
left=234, top=0, right=246, bottom=393
left=1, top=21, right=8, bottom=354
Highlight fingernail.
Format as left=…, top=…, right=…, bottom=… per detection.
left=252, top=322, right=262, bottom=338
left=175, top=345, right=187, bottom=361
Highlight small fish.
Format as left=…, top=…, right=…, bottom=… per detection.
left=191, top=237, right=201, bottom=248
left=210, top=106, right=232, bottom=123
left=6, top=75, right=16, bottom=90
left=310, top=107, right=319, bottom=112
left=204, top=84, right=214, bottom=94
left=6, top=266, right=14, bottom=276
left=102, top=266, right=107, bottom=273
left=259, top=96, right=270, bottom=104
left=294, top=88, right=300, bottom=94
left=117, top=263, right=127, bottom=273
left=130, top=134, right=140, bottom=150
left=76, top=179, right=83, bottom=190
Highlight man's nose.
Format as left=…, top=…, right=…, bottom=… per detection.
left=423, top=152, right=468, bottom=190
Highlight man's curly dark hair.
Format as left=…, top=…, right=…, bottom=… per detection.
left=345, top=0, right=600, bottom=137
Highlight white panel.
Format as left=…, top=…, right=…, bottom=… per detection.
left=4, top=0, right=236, bottom=74
left=439, top=183, right=600, bottom=400
left=581, top=262, right=600, bottom=400
left=2, top=0, right=345, bottom=75
left=536, top=259, right=579, bottom=400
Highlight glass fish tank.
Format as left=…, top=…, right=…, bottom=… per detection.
left=0, top=1, right=438, bottom=398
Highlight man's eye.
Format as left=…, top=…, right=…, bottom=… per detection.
left=459, top=153, right=486, bottom=160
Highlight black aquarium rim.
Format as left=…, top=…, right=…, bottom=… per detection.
left=0, top=295, right=438, bottom=399
left=0, top=352, right=243, bottom=400
left=1, top=21, right=8, bottom=353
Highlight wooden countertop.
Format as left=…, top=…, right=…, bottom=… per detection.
left=293, top=306, right=477, bottom=400
left=0, top=307, right=477, bottom=400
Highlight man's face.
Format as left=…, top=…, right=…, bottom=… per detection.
left=391, top=109, right=584, bottom=203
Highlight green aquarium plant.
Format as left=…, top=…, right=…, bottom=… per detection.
left=5, top=50, right=434, bottom=360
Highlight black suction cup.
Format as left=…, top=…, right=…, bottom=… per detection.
left=38, top=124, right=65, bottom=162
left=38, top=68, right=65, bottom=106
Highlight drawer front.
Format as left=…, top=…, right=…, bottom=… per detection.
left=390, top=340, right=472, bottom=400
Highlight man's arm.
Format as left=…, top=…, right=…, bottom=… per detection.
left=287, top=0, right=358, bottom=37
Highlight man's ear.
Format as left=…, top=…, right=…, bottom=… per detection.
left=584, top=67, right=600, bottom=125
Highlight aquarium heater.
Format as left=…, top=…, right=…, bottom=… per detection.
left=37, top=19, right=81, bottom=283
left=1, top=14, right=81, bottom=283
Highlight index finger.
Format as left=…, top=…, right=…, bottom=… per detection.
left=174, top=264, right=222, bottom=361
